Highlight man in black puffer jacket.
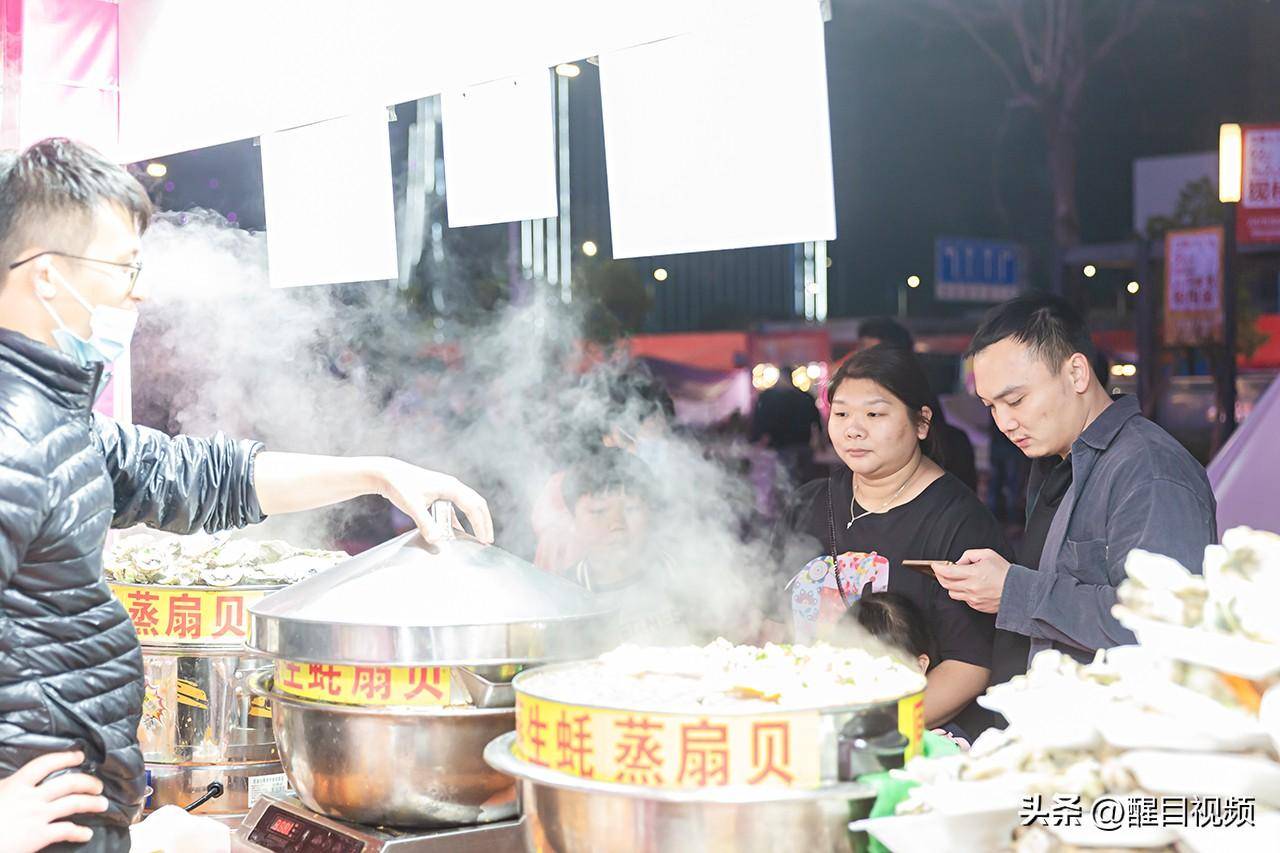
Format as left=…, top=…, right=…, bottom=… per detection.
left=0, top=139, right=496, bottom=852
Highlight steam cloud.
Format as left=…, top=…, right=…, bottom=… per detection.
left=132, top=210, right=785, bottom=644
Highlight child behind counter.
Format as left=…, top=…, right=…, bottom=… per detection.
left=851, top=591, right=972, bottom=749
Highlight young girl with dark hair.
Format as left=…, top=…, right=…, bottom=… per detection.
left=774, top=345, right=1009, bottom=733
left=853, top=592, right=971, bottom=747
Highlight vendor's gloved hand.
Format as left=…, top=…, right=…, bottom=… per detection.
left=129, top=804, right=229, bottom=853
left=373, top=458, right=494, bottom=544
left=0, top=750, right=109, bottom=853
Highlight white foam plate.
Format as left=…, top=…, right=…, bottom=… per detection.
left=1261, top=684, right=1280, bottom=757
left=1097, top=703, right=1271, bottom=753
left=1177, top=810, right=1280, bottom=853
left=1052, top=823, right=1179, bottom=849
left=1115, top=612, right=1280, bottom=680
left=978, top=688, right=1104, bottom=751
left=850, top=806, right=1018, bottom=853
left=1119, top=751, right=1280, bottom=809
left=909, top=773, right=1043, bottom=815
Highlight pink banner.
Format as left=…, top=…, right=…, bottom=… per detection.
left=4, top=0, right=119, bottom=152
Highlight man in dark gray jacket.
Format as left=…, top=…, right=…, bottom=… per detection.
left=932, top=294, right=1216, bottom=680
left=0, top=139, right=495, bottom=851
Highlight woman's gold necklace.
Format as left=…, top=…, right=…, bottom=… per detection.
left=848, top=455, right=923, bottom=529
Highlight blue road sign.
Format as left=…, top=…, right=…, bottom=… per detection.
left=934, top=237, right=1028, bottom=302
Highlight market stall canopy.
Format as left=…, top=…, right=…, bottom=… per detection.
left=249, top=529, right=616, bottom=667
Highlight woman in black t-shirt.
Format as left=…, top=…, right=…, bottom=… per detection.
left=774, top=346, right=1010, bottom=730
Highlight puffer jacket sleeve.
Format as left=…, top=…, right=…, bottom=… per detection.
left=0, top=425, right=49, bottom=589
left=92, top=415, right=268, bottom=534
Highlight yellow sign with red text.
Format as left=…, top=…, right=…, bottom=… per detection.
left=275, top=661, right=453, bottom=707
left=110, top=584, right=268, bottom=646
left=513, top=691, right=923, bottom=789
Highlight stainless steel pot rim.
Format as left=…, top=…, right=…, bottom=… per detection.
left=245, top=670, right=514, bottom=718
left=110, top=582, right=287, bottom=592
left=145, top=760, right=285, bottom=772
left=484, top=733, right=875, bottom=804
left=246, top=607, right=615, bottom=631
left=246, top=650, right=569, bottom=667
left=511, top=661, right=926, bottom=718
left=135, top=642, right=261, bottom=655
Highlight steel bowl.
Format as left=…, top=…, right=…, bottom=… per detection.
left=485, top=733, right=876, bottom=853
left=248, top=670, right=517, bottom=829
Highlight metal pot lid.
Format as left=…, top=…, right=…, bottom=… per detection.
left=248, top=517, right=617, bottom=667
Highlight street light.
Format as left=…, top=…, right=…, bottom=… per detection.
left=581, top=240, right=598, bottom=257
left=1127, top=281, right=1140, bottom=294
left=653, top=268, right=668, bottom=282
left=1219, top=124, right=1242, bottom=204
left=906, top=275, right=921, bottom=288
left=1218, top=122, right=1243, bottom=440
left=1083, top=264, right=1097, bottom=278
left=555, top=63, right=581, bottom=78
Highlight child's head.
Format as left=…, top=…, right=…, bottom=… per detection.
left=563, top=448, right=655, bottom=568
left=851, top=592, right=938, bottom=673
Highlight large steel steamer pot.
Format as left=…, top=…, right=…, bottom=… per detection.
left=486, top=733, right=873, bottom=853
left=247, top=670, right=516, bottom=827
left=247, top=511, right=618, bottom=829
left=112, top=578, right=290, bottom=816
left=112, top=581, right=284, bottom=766
left=138, top=644, right=276, bottom=764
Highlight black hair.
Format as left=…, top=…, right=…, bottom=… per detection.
left=852, top=592, right=938, bottom=670
left=609, top=366, right=676, bottom=422
left=0, top=138, right=153, bottom=277
left=965, top=293, right=1095, bottom=371
left=561, top=447, right=656, bottom=509
left=826, top=345, right=945, bottom=465
left=857, top=317, right=915, bottom=351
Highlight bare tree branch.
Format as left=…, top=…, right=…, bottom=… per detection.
left=1002, top=0, right=1044, bottom=85
left=925, top=0, right=1036, bottom=104
left=1089, top=0, right=1156, bottom=67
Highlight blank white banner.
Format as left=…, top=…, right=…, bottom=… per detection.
left=260, top=111, right=399, bottom=288
left=117, top=0, right=792, bottom=163
left=599, top=2, right=836, bottom=258
left=442, top=70, right=558, bottom=228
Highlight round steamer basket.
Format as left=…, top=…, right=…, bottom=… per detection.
left=486, top=732, right=876, bottom=853
left=510, top=663, right=926, bottom=791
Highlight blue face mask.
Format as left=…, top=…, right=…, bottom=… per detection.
left=39, top=276, right=138, bottom=367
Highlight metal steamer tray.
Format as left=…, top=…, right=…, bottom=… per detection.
left=247, top=528, right=617, bottom=668
left=510, top=661, right=928, bottom=788
left=231, top=794, right=526, bottom=853
left=485, top=734, right=875, bottom=853
left=243, top=515, right=620, bottom=831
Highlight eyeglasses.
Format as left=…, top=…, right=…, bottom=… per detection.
left=9, top=251, right=143, bottom=296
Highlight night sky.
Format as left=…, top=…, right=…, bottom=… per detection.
left=141, top=1, right=1279, bottom=328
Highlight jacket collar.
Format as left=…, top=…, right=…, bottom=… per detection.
left=1075, top=394, right=1140, bottom=453
left=0, top=327, right=102, bottom=413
